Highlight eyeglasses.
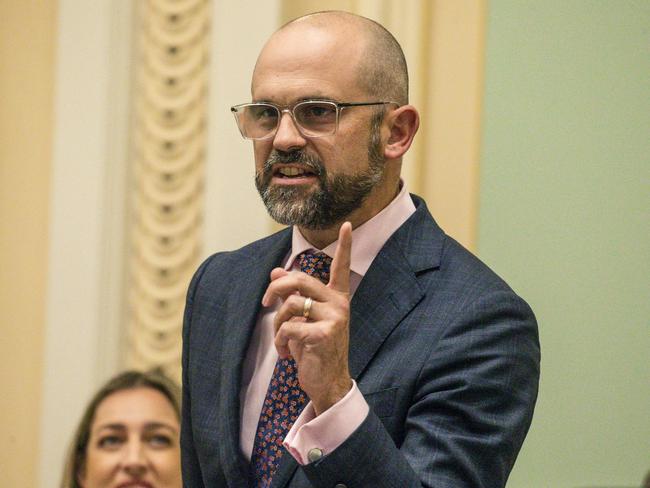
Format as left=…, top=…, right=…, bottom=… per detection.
left=230, top=100, right=398, bottom=140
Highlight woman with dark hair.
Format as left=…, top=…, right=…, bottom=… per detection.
left=60, top=370, right=182, bottom=488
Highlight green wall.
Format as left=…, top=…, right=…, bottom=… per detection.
left=478, top=2, right=650, bottom=487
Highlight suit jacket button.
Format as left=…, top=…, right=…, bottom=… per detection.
left=307, top=447, right=323, bottom=463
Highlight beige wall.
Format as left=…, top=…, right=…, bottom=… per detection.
left=0, top=1, right=57, bottom=486
left=204, top=0, right=282, bottom=252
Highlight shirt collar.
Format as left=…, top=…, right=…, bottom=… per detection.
left=285, top=180, right=416, bottom=277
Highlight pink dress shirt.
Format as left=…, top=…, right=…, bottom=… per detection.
left=240, top=182, right=415, bottom=465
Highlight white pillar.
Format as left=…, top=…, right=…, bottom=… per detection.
left=39, top=1, right=133, bottom=485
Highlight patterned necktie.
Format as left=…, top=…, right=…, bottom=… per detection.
left=250, top=251, right=333, bottom=487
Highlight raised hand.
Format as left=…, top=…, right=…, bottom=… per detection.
left=262, top=222, right=353, bottom=415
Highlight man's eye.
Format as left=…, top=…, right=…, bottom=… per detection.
left=251, top=106, right=277, bottom=120
left=303, top=104, right=335, bottom=118
left=97, top=435, right=123, bottom=449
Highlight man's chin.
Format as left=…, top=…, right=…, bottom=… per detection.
left=261, top=188, right=325, bottom=229
left=266, top=205, right=313, bottom=228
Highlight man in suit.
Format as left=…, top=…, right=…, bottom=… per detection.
left=181, top=11, right=540, bottom=488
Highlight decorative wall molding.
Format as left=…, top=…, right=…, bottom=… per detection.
left=126, top=0, right=211, bottom=381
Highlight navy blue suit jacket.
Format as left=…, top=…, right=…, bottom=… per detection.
left=181, top=195, right=540, bottom=487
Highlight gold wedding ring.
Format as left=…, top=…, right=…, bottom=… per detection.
left=302, top=297, right=313, bottom=319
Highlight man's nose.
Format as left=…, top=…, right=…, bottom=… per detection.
left=272, top=111, right=307, bottom=153
left=122, top=440, right=147, bottom=477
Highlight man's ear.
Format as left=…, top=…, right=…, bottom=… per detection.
left=384, top=105, right=419, bottom=160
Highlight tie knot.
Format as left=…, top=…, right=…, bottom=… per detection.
left=297, top=251, right=333, bottom=284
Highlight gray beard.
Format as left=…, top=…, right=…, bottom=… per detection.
left=255, top=131, right=385, bottom=230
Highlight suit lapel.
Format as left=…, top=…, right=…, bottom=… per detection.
left=349, top=196, right=443, bottom=381
left=217, top=230, right=293, bottom=487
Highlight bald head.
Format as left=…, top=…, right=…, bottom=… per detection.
left=256, top=11, right=409, bottom=105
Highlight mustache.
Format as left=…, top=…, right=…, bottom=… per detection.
left=263, top=150, right=324, bottom=176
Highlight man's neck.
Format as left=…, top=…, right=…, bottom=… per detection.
left=298, top=226, right=343, bottom=250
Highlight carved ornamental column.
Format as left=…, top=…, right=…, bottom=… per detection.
left=126, top=0, right=211, bottom=381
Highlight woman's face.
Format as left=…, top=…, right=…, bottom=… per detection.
left=79, top=387, right=181, bottom=488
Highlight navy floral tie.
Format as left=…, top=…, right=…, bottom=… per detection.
left=250, top=251, right=333, bottom=487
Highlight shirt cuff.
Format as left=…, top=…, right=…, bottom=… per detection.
left=283, top=380, right=369, bottom=465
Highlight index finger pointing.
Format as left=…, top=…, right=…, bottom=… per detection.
left=328, top=221, right=352, bottom=292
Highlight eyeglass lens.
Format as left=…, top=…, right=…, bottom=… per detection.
left=236, top=101, right=338, bottom=139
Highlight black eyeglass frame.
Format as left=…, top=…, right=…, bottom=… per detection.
left=230, top=99, right=399, bottom=140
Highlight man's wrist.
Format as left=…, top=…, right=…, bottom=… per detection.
left=311, top=377, right=353, bottom=416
